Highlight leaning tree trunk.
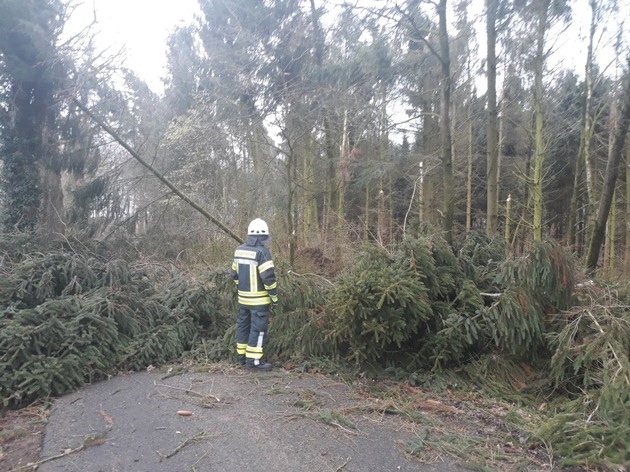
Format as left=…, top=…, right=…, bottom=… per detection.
left=336, top=110, right=349, bottom=251
left=586, top=62, right=630, bottom=273
left=74, top=99, right=244, bottom=244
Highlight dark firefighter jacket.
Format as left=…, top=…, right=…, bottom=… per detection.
left=231, top=235, right=278, bottom=306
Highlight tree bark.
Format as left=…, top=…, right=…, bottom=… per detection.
left=303, top=132, right=319, bottom=246
left=625, top=144, right=630, bottom=274
left=586, top=63, right=630, bottom=273
left=438, top=0, right=454, bottom=245
left=486, top=0, right=499, bottom=237
left=505, top=194, right=512, bottom=243
left=379, top=85, right=389, bottom=244
left=532, top=0, right=550, bottom=241
left=467, top=113, right=474, bottom=231
left=309, top=0, right=336, bottom=249
left=568, top=0, right=598, bottom=251
left=606, top=189, right=616, bottom=272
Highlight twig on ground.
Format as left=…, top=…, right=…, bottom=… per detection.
left=8, top=433, right=107, bottom=472
left=157, top=431, right=221, bottom=461
left=190, top=452, right=209, bottom=471
left=335, top=457, right=352, bottom=471
left=331, top=421, right=359, bottom=436
left=154, top=381, right=221, bottom=402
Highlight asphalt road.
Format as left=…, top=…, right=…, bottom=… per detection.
left=37, top=366, right=461, bottom=472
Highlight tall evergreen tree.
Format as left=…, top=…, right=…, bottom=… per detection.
left=0, top=0, right=66, bottom=233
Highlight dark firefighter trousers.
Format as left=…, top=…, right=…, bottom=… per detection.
left=236, top=305, right=270, bottom=363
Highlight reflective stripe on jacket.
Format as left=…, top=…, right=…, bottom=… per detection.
left=230, top=236, right=278, bottom=306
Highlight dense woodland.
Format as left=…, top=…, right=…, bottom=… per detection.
left=0, top=0, right=628, bottom=264
left=1, top=0, right=630, bottom=469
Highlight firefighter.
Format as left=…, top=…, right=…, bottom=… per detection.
left=230, top=218, right=278, bottom=371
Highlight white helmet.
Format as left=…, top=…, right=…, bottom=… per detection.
left=247, top=218, right=269, bottom=235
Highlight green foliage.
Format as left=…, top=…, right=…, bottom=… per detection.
left=312, top=409, right=356, bottom=430
left=328, top=244, right=433, bottom=364
left=320, top=234, right=577, bottom=370
left=461, top=355, right=546, bottom=402
left=3, top=230, right=622, bottom=469
left=159, top=274, right=231, bottom=338
left=426, top=309, right=484, bottom=368
left=496, top=240, right=575, bottom=312
left=0, top=244, right=227, bottom=406
left=481, top=288, right=546, bottom=357
left=548, top=302, right=630, bottom=394
left=537, top=397, right=630, bottom=468
left=528, top=283, right=630, bottom=470
left=536, top=299, right=630, bottom=468
left=456, top=231, right=508, bottom=291
left=267, top=270, right=332, bottom=359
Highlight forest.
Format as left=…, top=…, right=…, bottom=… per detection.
left=1, top=0, right=630, bottom=469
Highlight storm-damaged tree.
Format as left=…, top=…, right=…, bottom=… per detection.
left=586, top=56, right=630, bottom=273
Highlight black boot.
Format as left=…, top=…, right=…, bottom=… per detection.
left=245, top=360, right=272, bottom=371
left=236, top=354, right=246, bottom=366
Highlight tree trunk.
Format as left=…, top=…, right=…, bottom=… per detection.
left=467, top=109, right=474, bottom=231
left=336, top=109, right=349, bottom=255
left=309, top=0, right=336, bottom=249
left=38, top=116, right=65, bottom=238
left=586, top=64, right=630, bottom=273
left=418, top=161, right=425, bottom=224
left=486, top=0, right=499, bottom=237
left=285, top=111, right=297, bottom=266
left=303, top=132, right=319, bottom=247
left=74, top=99, right=244, bottom=244
left=568, top=134, right=586, bottom=250
left=38, top=165, right=65, bottom=237
left=364, top=177, right=371, bottom=241
left=606, top=189, right=616, bottom=273
left=515, top=140, right=534, bottom=251
left=438, top=0, right=454, bottom=245
left=569, top=0, right=598, bottom=252
left=379, top=86, right=389, bottom=244
left=505, top=194, right=512, bottom=243
left=625, top=144, right=630, bottom=274
left=532, top=0, right=550, bottom=241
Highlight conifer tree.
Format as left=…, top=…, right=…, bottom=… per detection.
left=0, top=0, right=66, bottom=233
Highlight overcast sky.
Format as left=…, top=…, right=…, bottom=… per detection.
left=66, top=0, right=200, bottom=93
left=64, top=0, right=628, bottom=96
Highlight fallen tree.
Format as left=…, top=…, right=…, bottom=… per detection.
left=0, top=244, right=229, bottom=406
left=3, top=230, right=629, bottom=469
left=72, top=98, right=244, bottom=244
